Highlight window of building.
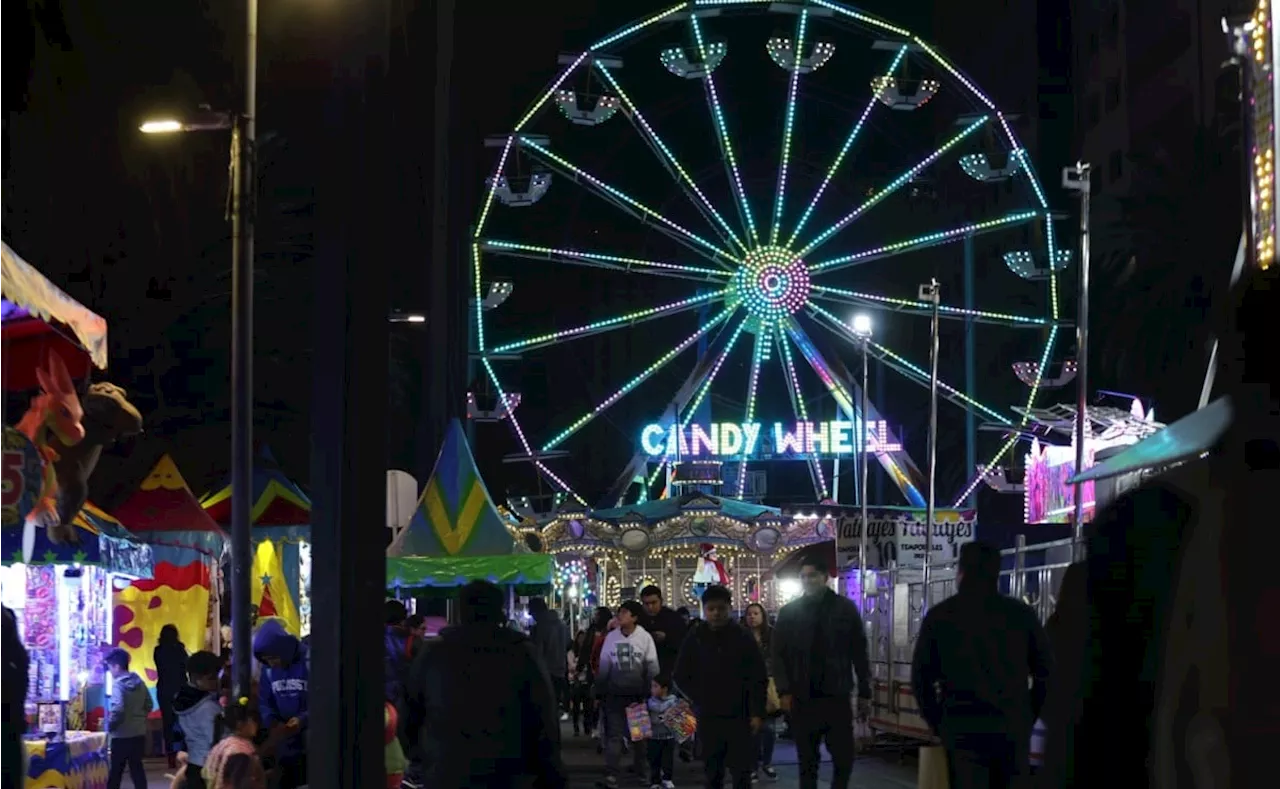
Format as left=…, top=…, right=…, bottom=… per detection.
left=1105, top=76, right=1121, bottom=112
left=1109, top=150, right=1124, bottom=181
left=1087, top=92, right=1101, bottom=127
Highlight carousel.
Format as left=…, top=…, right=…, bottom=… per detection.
left=541, top=492, right=831, bottom=614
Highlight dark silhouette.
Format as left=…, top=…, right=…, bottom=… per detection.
left=154, top=624, right=189, bottom=761
left=2, top=606, right=29, bottom=789
left=911, top=541, right=1052, bottom=789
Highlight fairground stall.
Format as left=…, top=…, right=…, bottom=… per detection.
left=200, top=446, right=312, bottom=636
left=386, top=421, right=554, bottom=618
left=542, top=492, right=831, bottom=615
left=2, top=242, right=152, bottom=788
left=111, top=455, right=225, bottom=685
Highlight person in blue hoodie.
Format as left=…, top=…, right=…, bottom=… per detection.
left=252, top=619, right=309, bottom=789
left=172, top=651, right=224, bottom=789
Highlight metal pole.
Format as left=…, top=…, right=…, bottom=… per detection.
left=857, top=336, right=870, bottom=613
left=1071, top=163, right=1092, bottom=555
left=922, top=279, right=940, bottom=613
left=963, top=233, right=977, bottom=506
left=230, top=0, right=258, bottom=701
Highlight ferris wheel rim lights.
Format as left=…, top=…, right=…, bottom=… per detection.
left=471, top=0, right=1064, bottom=508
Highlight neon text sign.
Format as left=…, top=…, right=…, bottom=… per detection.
left=640, top=421, right=902, bottom=458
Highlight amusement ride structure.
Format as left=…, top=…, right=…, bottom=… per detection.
left=469, top=0, right=1076, bottom=509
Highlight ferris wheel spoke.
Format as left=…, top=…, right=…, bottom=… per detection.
left=952, top=324, right=1061, bottom=506
left=807, top=211, right=1040, bottom=275
left=479, top=240, right=731, bottom=284
left=542, top=305, right=736, bottom=452
left=489, top=290, right=727, bottom=355
left=786, top=44, right=908, bottom=249
left=645, top=319, right=749, bottom=488
left=769, top=8, right=810, bottom=247
left=517, top=137, right=740, bottom=269
left=595, top=64, right=748, bottom=255
left=777, top=331, right=829, bottom=500
left=808, top=285, right=1048, bottom=328
left=480, top=358, right=588, bottom=506
left=690, top=15, right=760, bottom=247
left=796, top=115, right=990, bottom=258
left=780, top=316, right=927, bottom=506
left=733, top=325, right=770, bottom=497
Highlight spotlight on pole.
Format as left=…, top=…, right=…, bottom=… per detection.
left=388, top=312, right=427, bottom=324
left=851, top=313, right=873, bottom=338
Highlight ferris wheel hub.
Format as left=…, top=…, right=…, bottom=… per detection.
left=732, top=246, right=810, bottom=326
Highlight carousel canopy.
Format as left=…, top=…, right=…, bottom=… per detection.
left=1, top=242, right=108, bottom=384
left=200, top=445, right=311, bottom=533
left=387, top=419, right=513, bottom=558
left=589, top=492, right=783, bottom=525
left=113, top=455, right=224, bottom=556
left=2, top=501, right=154, bottom=578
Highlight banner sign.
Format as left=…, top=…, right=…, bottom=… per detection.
left=804, top=505, right=976, bottom=570
left=641, top=420, right=902, bottom=459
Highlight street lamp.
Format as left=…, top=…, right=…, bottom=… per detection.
left=138, top=0, right=257, bottom=701
left=850, top=314, right=872, bottom=611
left=388, top=312, right=427, bottom=324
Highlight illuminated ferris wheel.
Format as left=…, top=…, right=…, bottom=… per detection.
left=470, top=0, right=1071, bottom=508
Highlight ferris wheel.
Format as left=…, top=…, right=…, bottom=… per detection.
left=470, top=0, right=1071, bottom=509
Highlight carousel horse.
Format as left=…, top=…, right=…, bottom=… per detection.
left=14, top=351, right=85, bottom=559
left=49, top=381, right=143, bottom=542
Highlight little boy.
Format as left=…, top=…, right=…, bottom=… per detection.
left=105, top=648, right=153, bottom=789
left=646, top=674, right=678, bottom=789
left=172, top=651, right=225, bottom=789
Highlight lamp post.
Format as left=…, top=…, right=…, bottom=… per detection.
left=919, top=280, right=941, bottom=613
left=851, top=313, right=872, bottom=612
left=138, top=0, right=256, bottom=699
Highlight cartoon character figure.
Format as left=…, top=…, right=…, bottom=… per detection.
left=51, top=382, right=142, bottom=533
left=14, top=351, right=85, bottom=559
left=692, top=543, right=729, bottom=586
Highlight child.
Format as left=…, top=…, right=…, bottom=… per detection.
left=105, top=647, right=153, bottom=789
left=218, top=754, right=267, bottom=789
left=172, top=651, right=225, bottom=789
left=646, top=673, right=678, bottom=789
left=203, top=700, right=263, bottom=789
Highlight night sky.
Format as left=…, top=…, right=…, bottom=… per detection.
left=4, top=1, right=1234, bottom=518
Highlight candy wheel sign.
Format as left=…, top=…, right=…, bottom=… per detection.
left=2, top=426, right=43, bottom=531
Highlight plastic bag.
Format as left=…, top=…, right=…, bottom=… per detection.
left=657, top=699, right=697, bottom=743
left=625, top=702, right=652, bottom=742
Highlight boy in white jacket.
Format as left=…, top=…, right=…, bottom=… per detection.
left=594, top=600, right=660, bottom=788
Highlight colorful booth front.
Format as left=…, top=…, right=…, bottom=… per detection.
left=199, top=446, right=310, bottom=635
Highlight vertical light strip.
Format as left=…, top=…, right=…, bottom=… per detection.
left=544, top=307, right=734, bottom=451
left=736, top=324, right=770, bottom=495
left=597, top=64, right=747, bottom=253
left=520, top=138, right=739, bottom=264
left=771, top=9, right=808, bottom=246
left=798, top=116, right=989, bottom=257
left=779, top=332, right=829, bottom=498
left=788, top=45, right=908, bottom=248
left=1045, top=215, right=1060, bottom=321
left=692, top=14, right=760, bottom=246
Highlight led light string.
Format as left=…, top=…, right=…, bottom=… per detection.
left=808, top=284, right=1047, bottom=326
left=778, top=331, right=829, bottom=498
left=771, top=8, right=809, bottom=246
left=807, top=211, right=1039, bottom=274
left=483, top=240, right=731, bottom=281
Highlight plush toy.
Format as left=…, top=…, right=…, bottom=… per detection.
left=50, top=382, right=142, bottom=532
left=14, top=351, right=84, bottom=559
left=692, top=543, right=729, bottom=585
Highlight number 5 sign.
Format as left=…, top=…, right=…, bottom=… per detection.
left=2, top=426, right=43, bottom=530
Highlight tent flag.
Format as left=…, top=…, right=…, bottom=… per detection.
left=387, top=419, right=512, bottom=558
left=252, top=539, right=300, bottom=635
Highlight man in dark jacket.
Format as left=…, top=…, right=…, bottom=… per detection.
left=639, top=585, right=687, bottom=675
left=400, top=580, right=564, bottom=789
left=528, top=597, right=570, bottom=718
left=674, top=585, right=766, bottom=789
left=771, top=550, right=871, bottom=789
left=911, top=541, right=1052, bottom=789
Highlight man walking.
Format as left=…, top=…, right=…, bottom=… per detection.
left=911, top=541, right=1052, bottom=789
left=673, top=585, right=766, bottom=789
left=104, top=648, right=153, bottom=789
left=595, top=600, right=660, bottom=788
left=639, top=585, right=686, bottom=676
left=771, top=550, right=872, bottom=789
left=529, top=597, right=571, bottom=719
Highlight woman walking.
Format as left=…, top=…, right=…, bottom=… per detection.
left=744, top=603, right=778, bottom=780
left=154, top=624, right=189, bottom=767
